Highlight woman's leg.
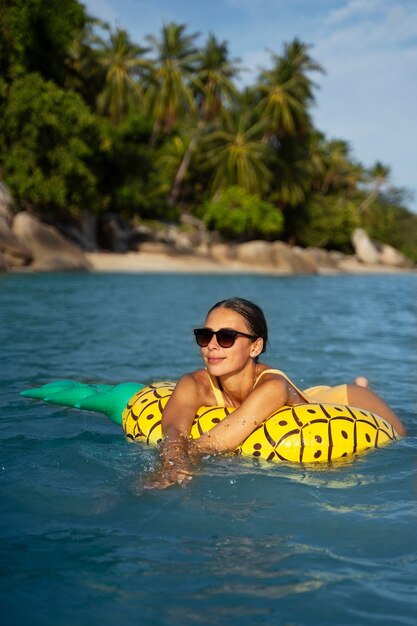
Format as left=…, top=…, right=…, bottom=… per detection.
left=347, top=383, right=406, bottom=437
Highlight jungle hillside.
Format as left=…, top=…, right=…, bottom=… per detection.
left=1, top=0, right=416, bottom=261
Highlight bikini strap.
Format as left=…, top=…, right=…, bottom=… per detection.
left=206, top=371, right=226, bottom=407
left=254, top=368, right=310, bottom=402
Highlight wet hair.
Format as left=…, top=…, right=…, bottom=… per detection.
left=207, top=297, right=268, bottom=360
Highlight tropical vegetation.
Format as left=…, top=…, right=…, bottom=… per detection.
left=0, top=0, right=416, bottom=260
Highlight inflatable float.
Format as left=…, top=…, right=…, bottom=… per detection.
left=21, top=379, right=401, bottom=463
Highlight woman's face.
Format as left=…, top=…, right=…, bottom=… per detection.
left=201, top=307, right=262, bottom=377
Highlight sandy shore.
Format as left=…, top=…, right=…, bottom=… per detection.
left=86, top=251, right=287, bottom=274
left=86, top=251, right=414, bottom=275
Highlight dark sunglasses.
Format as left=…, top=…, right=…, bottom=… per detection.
left=193, top=327, right=257, bottom=348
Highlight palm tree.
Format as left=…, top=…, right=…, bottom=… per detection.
left=269, top=138, right=312, bottom=207
left=146, top=22, right=199, bottom=136
left=202, top=112, right=273, bottom=195
left=252, top=39, right=323, bottom=218
left=195, top=34, right=240, bottom=123
left=320, top=139, right=364, bottom=195
left=256, top=38, right=323, bottom=139
left=95, top=26, right=151, bottom=124
left=168, top=33, right=241, bottom=205
left=64, top=17, right=106, bottom=106
left=359, top=161, right=391, bottom=213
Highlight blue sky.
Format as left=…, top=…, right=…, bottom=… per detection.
left=82, top=0, right=417, bottom=212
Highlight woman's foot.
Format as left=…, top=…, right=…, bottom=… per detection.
left=354, top=376, right=369, bottom=388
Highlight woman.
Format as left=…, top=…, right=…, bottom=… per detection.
left=145, top=297, right=405, bottom=489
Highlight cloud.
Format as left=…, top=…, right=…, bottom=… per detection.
left=325, top=0, right=380, bottom=26
left=311, top=0, right=417, bottom=203
left=81, top=0, right=118, bottom=22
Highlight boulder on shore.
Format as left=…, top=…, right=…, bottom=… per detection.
left=0, top=215, right=32, bottom=269
left=352, top=227, right=414, bottom=268
left=271, top=242, right=318, bottom=274
left=352, top=228, right=380, bottom=264
left=235, top=240, right=274, bottom=266
left=12, top=212, right=92, bottom=271
left=376, top=242, right=414, bottom=268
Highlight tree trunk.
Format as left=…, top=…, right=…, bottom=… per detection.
left=168, top=121, right=204, bottom=206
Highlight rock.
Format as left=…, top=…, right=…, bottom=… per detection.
left=376, top=243, right=414, bottom=268
left=0, top=252, right=9, bottom=272
left=0, top=215, right=32, bottom=268
left=12, top=212, right=92, bottom=271
left=291, top=247, right=320, bottom=274
left=56, top=212, right=98, bottom=251
left=352, top=227, right=414, bottom=268
left=302, top=247, right=342, bottom=272
left=235, top=240, right=274, bottom=266
left=352, top=228, right=379, bottom=264
left=137, top=241, right=178, bottom=255
left=175, top=230, right=200, bottom=251
left=97, top=214, right=133, bottom=252
left=271, top=241, right=317, bottom=274
left=270, top=241, right=295, bottom=272
left=209, top=243, right=236, bottom=263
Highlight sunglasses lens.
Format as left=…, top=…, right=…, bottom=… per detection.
left=194, top=329, right=238, bottom=348
left=216, top=330, right=236, bottom=348
left=194, top=329, right=213, bottom=347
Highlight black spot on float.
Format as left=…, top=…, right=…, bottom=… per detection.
left=212, top=417, right=221, bottom=423
left=253, top=451, right=261, bottom=457
left=254, top=443, right=262, bottom=450
left=157, top=438, right=162, bottom=444
left=366, top=433, right=371, bottom=443
left=342, top=452, right=348, bottom=457
left=314, top=450, right=322, bottom=459
left=341, top=430, right=348, bottom=439
left=147, top=413, right=154, bottom=420
left=279, top=420, right=288, bottom=426
left=307, top=409, right=317, bottom=414
left=315, top=435, right=322, bottom=443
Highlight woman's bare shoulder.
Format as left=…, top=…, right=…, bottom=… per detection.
left=178, top=369, right=208, bottom=385
left=255, top=364, right=284, bottom=380
left=175, top=369, right=211, bottom=399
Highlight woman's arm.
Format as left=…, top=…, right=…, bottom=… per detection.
left=144, top=373, right=302, bottom=488
left=143, top=374, right=203, bottom=489
left=191, top=375, right=303, bottom=455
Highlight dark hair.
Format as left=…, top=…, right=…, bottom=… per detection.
left=207, top=297, right=268, bottom=359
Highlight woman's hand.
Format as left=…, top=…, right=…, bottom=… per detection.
left=142, top=464, right=193, bottom=490
left=142, top=434, right=195, bottom=490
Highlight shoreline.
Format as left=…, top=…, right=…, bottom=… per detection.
left=85, top=251, right=415, bottom=275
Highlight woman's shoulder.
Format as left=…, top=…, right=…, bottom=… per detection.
left=177, top=369, right=211, bottom=392
left=174, top=369, right=213, bottom=404
left=255, top=364, right=287, bottom=380
left=179, top=368, right=208, bottom=383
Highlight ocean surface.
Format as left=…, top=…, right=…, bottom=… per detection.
left=1, top=271, right=416, bottom=626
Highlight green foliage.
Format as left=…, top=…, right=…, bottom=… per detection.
left=96, top=112, right=175, bottom=219
left=203, top=113, right=273, bottom=195
left=203, top=186, right=283, bottom=240
left=361, top=193, right=417, bottom=262
left=0, top=8, right=413, bottom=250
left=94, top=26, right=152, bottom=123
left=0, top=0, right=87, bottom=84
left=146, top=22, right=199, bottom=134
left=0, top=73, right=100, bottom=219
left=297, top=193, right=360, bottom=251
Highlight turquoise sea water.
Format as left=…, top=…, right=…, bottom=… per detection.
left=1, top=272, right=417, bottom=626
